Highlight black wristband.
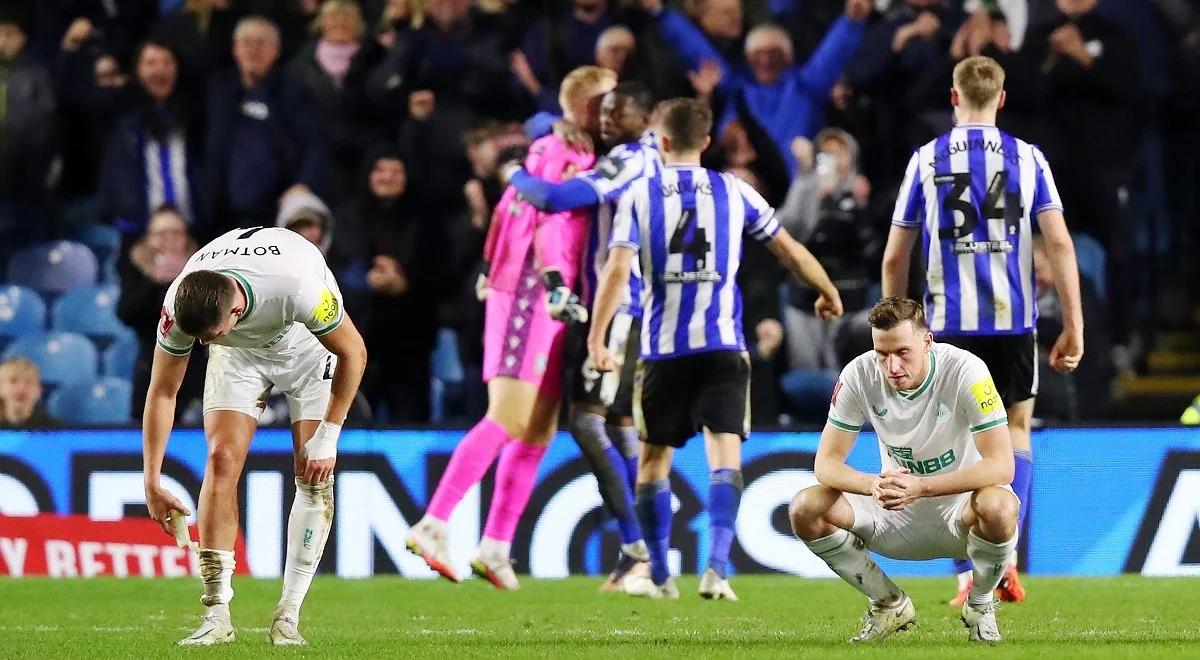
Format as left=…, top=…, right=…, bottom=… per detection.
left=540, top=269, right=566, bottom=290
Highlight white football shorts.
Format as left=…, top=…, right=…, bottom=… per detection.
left=844, top=486, right=1018, bottom=561
left=203, top=325, right=336, bottom=423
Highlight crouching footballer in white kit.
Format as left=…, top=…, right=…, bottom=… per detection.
left=141, top=227, right=367, bottom=646
left=789, top=297, right=1018, bottom=644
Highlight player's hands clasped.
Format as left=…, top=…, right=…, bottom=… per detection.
left=873, top=469, right=926, bottom=510
left=1048, top=329, right=1084, bottom=374
left=814, top=291, right=844, bottom=320
left=145, top=481, right=191, bottom=537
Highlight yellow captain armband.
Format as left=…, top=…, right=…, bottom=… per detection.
left=969, top=377, right=1001, bottom=416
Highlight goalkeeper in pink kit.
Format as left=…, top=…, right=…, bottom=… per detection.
left=406, top=66, right=614, bottom=589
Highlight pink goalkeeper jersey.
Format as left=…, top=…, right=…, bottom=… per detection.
left=485, top=135, right=594, bottom=292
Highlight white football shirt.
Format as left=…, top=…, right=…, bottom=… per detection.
left=156, top=227, right=345, bottom=355
left=827, top=343, right=1008, bottom=476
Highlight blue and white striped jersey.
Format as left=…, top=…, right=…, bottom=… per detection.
left=611, top=165, right=781, bottom=360
left=579, top=132, right=661, bottom=318
left=893, top=124, right=1063, bottom=336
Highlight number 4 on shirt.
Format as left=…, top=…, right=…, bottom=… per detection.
left=669, top=209, right=712, bottom=269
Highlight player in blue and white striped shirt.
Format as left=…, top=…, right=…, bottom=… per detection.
left=506, top=82, right=662, bottom=589
left=881, top=56, right=1084, bottom=605
left=588, top=98, right=843, bottom=600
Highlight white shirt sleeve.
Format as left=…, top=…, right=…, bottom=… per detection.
left=892, top=151, right=925, bottom=228
left=156, top=282, right=194, bottom=356
left=956, top=356, right=1009, bottom=433
left=827, top=362, right=868, bottom=432
left=735, top=177, right=781, bottom=242
left=609, top=185, right=642, bottom=252
left=294, top=261, right=346, bottom=337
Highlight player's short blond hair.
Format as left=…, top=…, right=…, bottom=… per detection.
left=953, top=56, right=1005, bottom=110
left=558, top=66, right=617, bottom=121
left=0, top=357, right=40, bottom=381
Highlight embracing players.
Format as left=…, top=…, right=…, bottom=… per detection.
left=405, top=66, right=612, bottom=590
left=881, top=55, right=1084, bottom=603
left=790, top=297, right=1018, bottom=643
left=142, top=226, right=367, bottom=646
left=590, top=98, right=842, bottom=600
left=505, top=82, right=664, bottom=587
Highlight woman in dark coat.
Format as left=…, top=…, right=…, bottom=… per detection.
left=336, top=145, right=454, bottom=423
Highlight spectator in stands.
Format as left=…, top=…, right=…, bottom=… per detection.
left=150, top=0, right=241, bottom=93
left=100, top=40, right=203, bottom=247
left=116, top=205, right=201, bottom=421
left=431, top=122, right=529, bottom=420
left=645, top=0, right=871, bottom=175
left=846, top=0, right=965, bottom=174
left=54, top=13, right=133, bottom=213
left=277, top=186, right=335, bottom=255
left=594, top=24, right=636, bottom=77
left=0, top=10, right=57, bottom=247
left=728, top=166, right=786, bottom=424
left=205, top=16, right=329, bottom=233
left=0, top=357, right=56, bottom=429
left=1021, top=0, right=1140, bottom=348
left=1033, top=239, right=1111, bottom=420
left=369, top=0, right=516, bottom=125
left=513, top=0, right=613, bottom=109
left=338, top=145, right=453, bottom=423
left=777, top=129, right=879, bottom=374
left=292, top=0, right=387, bottom=204
left=45, top=2, right=157, bottom=66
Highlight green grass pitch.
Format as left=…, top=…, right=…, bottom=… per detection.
left=2, top=575, right=1198, bottom=658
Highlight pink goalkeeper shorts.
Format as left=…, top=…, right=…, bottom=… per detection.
left=482, top=268, right=566, bottom=399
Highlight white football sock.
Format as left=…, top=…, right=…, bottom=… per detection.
left=198, top=548, right=235, bottom=609
left=804, top=528, right=903, bottom=605
left=966, top=530, right=1017, bottom=607
left=478, top=536, right=511, bottom=560
left=278, top=477, right=334, bottom=616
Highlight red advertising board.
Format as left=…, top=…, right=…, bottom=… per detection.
left=0, top=514, right=248, bottom=578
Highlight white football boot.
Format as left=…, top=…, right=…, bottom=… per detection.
left=622, top=573, right=680, bottom=600
left=850, top=594, right=916, bottom=643
left=179, top=608, right=235, bottom=646
left=268, top=607, right=306, bottom=646
left=406, top=520, right=459, bottom=582
left=471, top=552, right=520, bottom=590
left=698, top=568, right=739, bottom=601
left=962, top=600, right=1002, bottom=643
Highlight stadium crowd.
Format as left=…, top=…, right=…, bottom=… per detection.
left=0, top=0, right=1197, bottom=427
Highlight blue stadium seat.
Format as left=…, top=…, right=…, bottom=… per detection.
left=47, top=377, right=132, bottom=425
left=429, top=328, right=465, bottom=423
left=1071, top=233, right=1107, bottom=302
left=2, top=331, right=98, bottom=386
left=104, top=332, right=141, bottom=380
left=6, top=241, right=99, bottom=296
left=52, top=284, right=133, bottom=342
left=73, top=224, right=122, bottom=283
left=0, top=285, right=46, bottom=339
